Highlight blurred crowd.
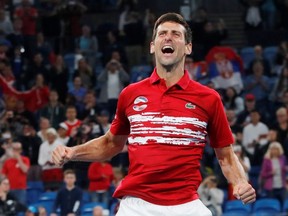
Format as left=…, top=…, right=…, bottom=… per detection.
left=0, top=0, right=287, bottom=215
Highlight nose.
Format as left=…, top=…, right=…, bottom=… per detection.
left=164, top=32, right=172, bottom=41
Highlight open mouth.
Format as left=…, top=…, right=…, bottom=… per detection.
left=161, top=45, right=174, bottom=54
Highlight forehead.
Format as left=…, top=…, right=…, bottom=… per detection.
left=156, top=21, right=186, bottom=33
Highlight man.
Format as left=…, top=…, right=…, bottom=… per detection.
left=52, top=13, right=256, bottom=216
left=50, top=169, right=82, bottom=216
left=2, top=142, right=30, bottom=206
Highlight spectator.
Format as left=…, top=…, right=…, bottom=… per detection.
left=36, top=117, right=50, bottom=142
left=271, top=107, right=288, bottom=149
left=222, top=87, right=245, bottom=116
left=38, top=127, right=63, bottom=191
left=39, top=90, right=66, bottom=129
left=260, top=141, right=287, bottom=205
left=93, top=206, right=104, bottom=216
left=75, top=25, right=99, bottom=67
left=57, top=122, right=70, bottom=146
left=48, top=54, right=69, bottom=104
left=6, top=18, right=25, bottom=50
left=34, top=32, right=53, bottom=66
left=51, top=169, right=83, bottom=216
left=68, top=76, right=88, bottom=114
left=14, top=99, right=37, bottom=129
left=80, top=90, right=101, bottom=121
left=0, top=176, right=27, bottom=215
left=0, top=130, right=14, bottom=169
left=0, top=9, right=13, bottom=35
left=97, top=59, right=129, bottom=119
left=237, top=93, right=258, bottom=127
left=88, top=161, right=114, bottom=207
left=97, top=110, right=111, bottom=133
left=226, top=108, right=242, bottom=136
left=242, top=109, right=269, bottom=164
left=73, top=58, right=95, bottom=90
left=62, top=105, right=82, bottom=137
left=244, top=60, right=271, bottom=107
left=18, top=123, right=42, bottom=181
left=248, top=45, right=271, bottom=76
left=198, top=175, right=224, bottom=216
left=23, top=52, right=49, bottom=89
left=2, top=142, right=30, bottom=206
left=25, top=206, right=38, bottom=216
left=270, top=64, right=288, bottom=103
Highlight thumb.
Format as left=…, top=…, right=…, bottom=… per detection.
left=233, top=185, right=241, bottom=200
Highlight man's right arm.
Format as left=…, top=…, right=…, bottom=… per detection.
left=51, top=130, right=128, bottom=166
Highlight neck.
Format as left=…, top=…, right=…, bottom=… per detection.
left=156, top=63, right=185, bottom=88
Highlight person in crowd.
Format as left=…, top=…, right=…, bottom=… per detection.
left=39, top=90, right=66, bottom=129
left=38, top=127, right=63, bottom=191
left=93, top=206, right=104, bottom=216
left=73, top=58, right=95, bottom=90
left=48, top=54, right=69, bottom=104
left=25, top=206, right=38, bottom=216
left=6, top=18, right=25, bottom=51
left=97, top=59, right=129, bottom=120
left=75, top=24, right=99, bottom=67
left=57, top=122, right=70, bottom=146
left=23, top=52, right=49, bottom=89
left=80, top=90, right=101, bottom=121
left=36, top=117, right=51, bottom=142
left=50, top=169, right=83, bottom=216
left=244, top=60, right=272, bottom=111
left=248, top=45, right=271, bottom=76
left=68, top=76, right=88, bottom=114
left=18, top=123, right=42, bottom=181
left=223, top=87, right=245, bottom=116
left=2, top=142, right=30, bottom=206
left=0, top=176, right=27, bottom=215
left=242, top=109, right=269, bottom=164
left=97, top=110, right=111, bottom=134
left=61, top=105, right=82, bottom=137
left=198, top=175, right=224, bottom=216
left=34, top=32, right=53, bottom=66
left=14, top=99, right=37, bottom=129
left=270, top=64, right=288, bottom=104
left=88, top=160, right=114, bottom=206
left=260, top=141, right=287, bottom=205
left=52, top=12, right=255, bottom=216
left=271, top=107, right=288, bottom=151
left=0, top=9, right=13, bottom=35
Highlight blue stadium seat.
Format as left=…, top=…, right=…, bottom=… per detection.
left=240, top=47, right=255, bottom=69
left=29, top=201, right=54, bottom=215
left=282, top=199, right=288, bottom=212
left=224, top=200, right=252, bottom=214
left=222, top=212, right=250, bottom=216
left=263, top=46, right=278, bottom=68
left=82, top=191, right=91, bottom=204
left=130, top=64, right=152, bottom=83
left=38, top=191, right=57, bottom=202
left=252, top=198, right=281, bottom=214
left=248, top=166, right=261, bottom=192
left=26, top=181, right=44, bottom=205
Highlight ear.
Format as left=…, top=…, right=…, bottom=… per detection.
left=185, top=43, right=192, bottom=55
left=150, top=41, right=155, bottom=54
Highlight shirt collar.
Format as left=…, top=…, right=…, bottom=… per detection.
left=149, top=67, right=191, bottom=89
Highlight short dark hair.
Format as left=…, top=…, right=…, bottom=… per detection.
left=152, top=12, right=192, bottom=44
left=64, top=169, right=76, bottom=176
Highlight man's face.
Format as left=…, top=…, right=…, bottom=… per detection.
left=150, top=22, right=191, bottom=68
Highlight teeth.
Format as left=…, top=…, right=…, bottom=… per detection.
left=162, top=46, right=174, bottom=50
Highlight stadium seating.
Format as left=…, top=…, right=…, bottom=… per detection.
left=263, top=46, right=278, bottom=68
left=252, top=198, right=281, bottom=214
left=26, top=181, right=44, bottom=205
left=81, top=201, right=108, bottom=214
left=224, top=200, right=252, bottom=214
left=240, top=46, right=255, bottom=70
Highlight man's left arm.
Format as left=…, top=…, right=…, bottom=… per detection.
left=214, top=145, right=256, bottom=204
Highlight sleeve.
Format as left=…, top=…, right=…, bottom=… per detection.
left=207, top=93, right=234, bottom=148
left=37, top=144, right=47, bottom=166
left=110, top=87, right=130, bottom=135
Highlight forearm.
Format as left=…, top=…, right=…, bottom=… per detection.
left=215, top=146, right=248, bottom=186
left=71, top=132, right=126, bottom=162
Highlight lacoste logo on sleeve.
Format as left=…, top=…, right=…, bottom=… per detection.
left=185, top=103, right=196, bottom=109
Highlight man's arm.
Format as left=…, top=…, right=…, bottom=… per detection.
left=51, top=131, right=128, bottom=166
left=214, top=145, right=256, bottom=204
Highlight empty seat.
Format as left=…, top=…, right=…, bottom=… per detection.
left=252, top=198, right=281, bottom=214
left=224, top=200, right=252, bottom=214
